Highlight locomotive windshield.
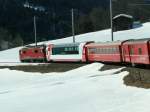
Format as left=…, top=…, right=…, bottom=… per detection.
left=52, top=46, right=79, bottom=55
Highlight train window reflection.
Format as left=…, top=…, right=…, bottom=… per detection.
left=52, top=46, right=79, bottom=55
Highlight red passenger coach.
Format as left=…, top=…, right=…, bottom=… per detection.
left=122, top=39, right=150, bottom=65
left=19, top=45, right=46, bottom=62
left=85, top=41, right=123, bottom=62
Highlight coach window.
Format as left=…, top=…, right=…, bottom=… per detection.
left=100, top=48, right=102, bottom=54
left=107, top=48, right=110, bottom=54
left=99, top=48, right=102, bottom=54
left=96, top=48, right=98, bottom=54
left=97, top=48, right=99, bottom=54
left=93, top=48, right=96, bottom=53
left=108, top=48, right=111, bottom=54
left=68, top=47, right=71, bottom=51
left=130, top=47, right=134, bottom=55
left=106, top=48, right=108, bottom=54
left=103, top=48, right=106, bottom=54
left=138, top=48, right=142, bottom=55
left=66, top=46, right=79, bottom=54
left=23, top=51, right=26, bottom=54
left=88, top=48, right=92, bottom=53
left=90, top=48, right=95, bottom=54
left=64, top=47, right=68, bottom=51
left=98, top=48, right=100, bottom=54
left=116, top=47, right=119, bottom=53
left=112, top=47, right=115, bottom=53
left=34, top=50, right=38, bottom=53
left=101, top=48, right=103, bottom=54
left=75, top=46, right=78, bottom=51
left=111, top=48, right=114, bottom=53
left=109, top=48, right=111, bottom=54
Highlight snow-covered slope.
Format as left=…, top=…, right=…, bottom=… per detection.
left=0, top=63, right=150, bottom=112
left=0, top=47, right=21, bottom=62
left=0, top=23, right=150, bottom=112
left=0, top=22, right=150, bottom=62
left=48, top=22, right=150, bottom=44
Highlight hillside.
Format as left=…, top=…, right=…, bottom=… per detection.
left=0, top=22, right=150, bottom=62
left=1, top=0, right=150, bottom=49
left=1, top=23, right=150, bottom=112
left=0, top=0, right=108, bottom=46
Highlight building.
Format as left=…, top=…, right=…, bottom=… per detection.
left=113, top=14, right=133, bottom=31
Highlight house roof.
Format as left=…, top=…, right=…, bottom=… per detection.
left=113, top=14, right=133, bottom=20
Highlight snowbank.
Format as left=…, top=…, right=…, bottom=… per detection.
left=0, top=63, right=150, bottom=112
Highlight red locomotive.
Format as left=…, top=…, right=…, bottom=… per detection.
left=19, top=38, right=150, bottom=65
left=19, top=45, right=46, bottom=62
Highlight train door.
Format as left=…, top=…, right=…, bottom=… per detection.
left=84, top=46, right=89, bottom=62
left=46, top=45, right=52, bottom=62
left=148, top=41, right=150, bottom=64
left=122, top=44, right=132, bottom=63
left=128, top=45, right=133, bottom=63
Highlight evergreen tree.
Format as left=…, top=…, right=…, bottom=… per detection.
left=90, top=7, right=110, bottom=31
left=12, top=34, right=23, bottom=47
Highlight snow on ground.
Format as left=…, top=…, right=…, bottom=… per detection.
left=0, top=63, right=150, bottom=112
left=0, top=47, right=21, bottom=62
left=0, top=22, right=149, bottom=112
left=47, top=22, right=150, bottom=44
left=1, top=22, right=150, bottom=62
left=0, top=62, right=48, bottom=66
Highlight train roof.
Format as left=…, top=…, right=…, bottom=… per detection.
left=86, top=39, right=150, bottom=47
left=86, top=40, right=124, bottom=46
left=25, top=44, right=46, bottom=47
left=52, top=42, right=91, bottom=48
left=123, top=38, right=150, bottom=44
left=21, top=45, right=46, bottom=50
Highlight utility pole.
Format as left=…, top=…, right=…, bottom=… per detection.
left=34, top=16, right=37, bottom=46
left=52, top=10, right=56, bottom=37
left=110, top=0, right=114, bottom=41
left=71, top=8, right=75, bottom=43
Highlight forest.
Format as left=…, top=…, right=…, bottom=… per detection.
left=0, top=0, right=150, bottom=50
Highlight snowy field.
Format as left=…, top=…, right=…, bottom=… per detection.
left=0, top=62, right=48, bottom=67
left=0, top=23, right=150, bottom=112
left=0, top=63, right=150, bottom=112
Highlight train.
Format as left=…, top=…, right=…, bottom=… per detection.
left=19, top=38, right=150, bottom=65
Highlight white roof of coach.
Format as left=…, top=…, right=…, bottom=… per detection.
left=52, top=42, right=91, bottom=48
left=87, top=41, right=124, bottom=46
